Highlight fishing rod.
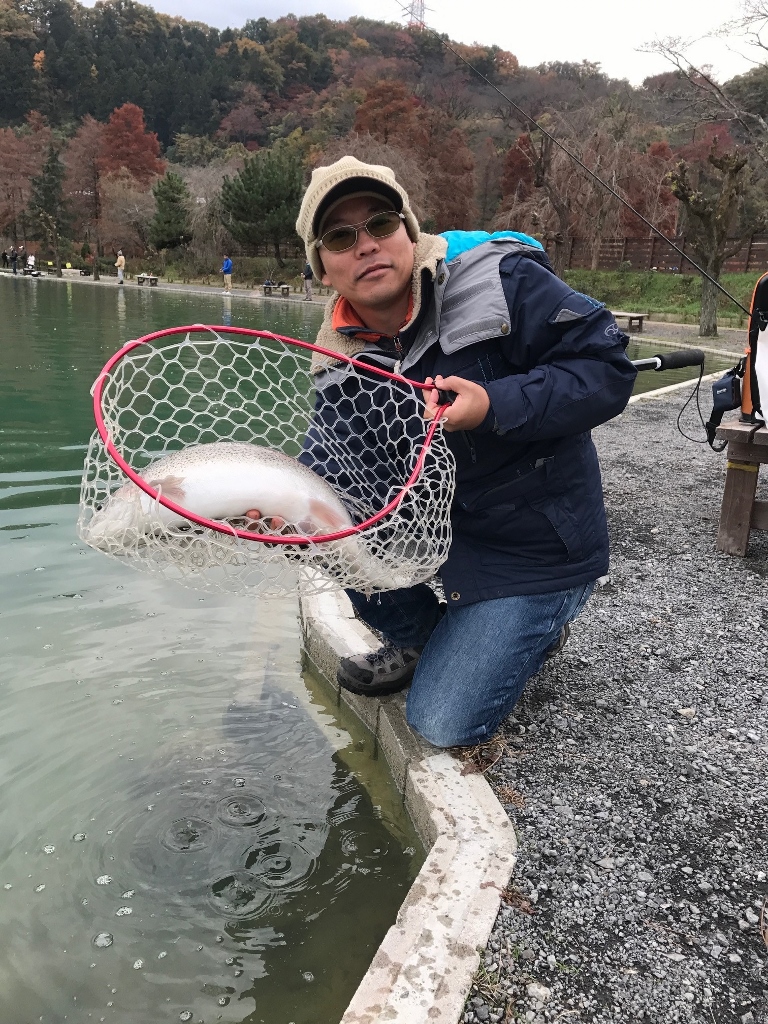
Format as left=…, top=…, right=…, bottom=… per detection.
left=401, top=7, right=751, bottom=319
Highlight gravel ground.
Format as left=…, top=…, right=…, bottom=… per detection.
left=463, top=391, right=768, bottom=1024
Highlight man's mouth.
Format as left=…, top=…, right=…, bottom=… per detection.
left=356, top=262, right=391, bottom=281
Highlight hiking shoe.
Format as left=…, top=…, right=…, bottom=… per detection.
left=337, top=644, right=423, bottom=696
left=545, top=623, right=570, bottom=660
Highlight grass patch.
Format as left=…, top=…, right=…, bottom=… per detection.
left=563, top=270, right=758, bottom=326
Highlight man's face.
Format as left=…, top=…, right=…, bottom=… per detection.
left=318, top=196, right=416, bottom=312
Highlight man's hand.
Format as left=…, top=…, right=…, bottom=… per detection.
left=423, top=375, right=491, bottom=432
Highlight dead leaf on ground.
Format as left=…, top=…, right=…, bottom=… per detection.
left=500, top=883, right=535, bottom=915
left=450, top=736, right=509, bottom=775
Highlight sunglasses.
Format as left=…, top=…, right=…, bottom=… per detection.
left=315, top=211, right=405, bottom=253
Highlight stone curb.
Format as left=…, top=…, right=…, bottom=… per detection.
left=299, top=590, right=518, bottom=1024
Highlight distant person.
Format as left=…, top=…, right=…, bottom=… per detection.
left=1, top=250, right=8, bottom=269
left=221, top=254, right=233, bottom=294
left=115, top=250, right=125, bottom=284
left=302, top=261, right=314, bottom=301
left=10, top=248, right=18, bottom=274
left=27, top=253, right=35, bottom=271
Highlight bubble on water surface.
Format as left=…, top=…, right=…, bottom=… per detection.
left=133, top=959, right=143, bottom=969
left=43, top=845, right=55, bottom=854
left=247, top=840, right=316, bottom=893
left=233, top=778, right=245, bottom=788
left=92, top=932, right=113, bottom=948
left=160, top=818, right=214, bottom=853
left=115, top=906, right=132, bottom=916
left=121, top=889, right=135, bottom=898
left=302, top=972, right=314, bottom=982
left=216, top=795, right=266, bottom=828
left=96, top=875, right=112, bottom=885
left=72, top=833, right=87, bottom=842
left=34, top=884, right=45, bottom=893
left=158, top=951, right=167, bottom=959
left=3, top=884, right=11, bottom=890
left=210, top=872, right=272, bottom=919
left=179, top=1012, right=193, bottom=1022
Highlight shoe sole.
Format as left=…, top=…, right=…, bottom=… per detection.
left=337, top=663, right=417, bottom=698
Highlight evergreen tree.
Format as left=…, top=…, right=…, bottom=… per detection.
left=28, top=143, right=69, bottom=276
left=220, top=145, right=304, bottom=266
left=150, top=170, right=191, bottom=249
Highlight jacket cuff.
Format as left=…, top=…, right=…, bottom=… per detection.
left=474, top=396, right=498, bottom=434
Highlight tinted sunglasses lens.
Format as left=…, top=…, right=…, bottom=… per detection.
left=322, top=225, right=358, bottom=252
left=365, top=211, right=402, bottom=237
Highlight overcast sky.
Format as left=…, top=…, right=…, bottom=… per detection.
left=81, top=0, right=759, bottom=85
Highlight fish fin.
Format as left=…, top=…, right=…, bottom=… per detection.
left=145, top=475, right=186, bottom=503
left=305, top=498, right=349, bottom=533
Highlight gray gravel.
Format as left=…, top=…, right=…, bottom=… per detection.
left=464, top=391, right=768, bottom=1024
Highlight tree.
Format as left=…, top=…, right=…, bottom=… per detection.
left=100, top=169, right=156, bottom=256
left=149, top=171, right=192, bottom=250
left=63, top=114, right=105, bottom=279
left=99, top=103, right=166, bottom=185
left=0, top=112, right=52, bottom=246
left=27, top=144, right=70, bottom=275
left=667, top=133, right=766, bottom=336
left=219, top=145, right=304, bottom=265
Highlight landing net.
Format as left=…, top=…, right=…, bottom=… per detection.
left=78, top=326, right=456, bottom=597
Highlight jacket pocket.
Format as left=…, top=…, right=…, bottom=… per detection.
left=454, top=494, right=580, bottom=567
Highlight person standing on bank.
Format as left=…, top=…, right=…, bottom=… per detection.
left=115, top=250, right=125, bottom=284
left=10, top=247, right=18, bottom=274
left=287, top=157, right=636, bottom=749
left=221, top=254, right=233, bottom=295
left=302, top=261, right=314, bottom=301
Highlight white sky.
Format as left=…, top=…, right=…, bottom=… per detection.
left=82, top=0, right=760, bottom=85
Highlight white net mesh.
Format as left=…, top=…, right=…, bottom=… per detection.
left=78, top=328, right=456, bottom=597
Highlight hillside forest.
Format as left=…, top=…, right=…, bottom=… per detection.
left=1, top=0, right=768, bottom=334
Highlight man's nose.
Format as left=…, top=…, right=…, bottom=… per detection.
left=354, top=229, right=380, bottom=257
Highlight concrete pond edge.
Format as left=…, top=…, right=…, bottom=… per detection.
left=300, top=590, right=518, bottom=1024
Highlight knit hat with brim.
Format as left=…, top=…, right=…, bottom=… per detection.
left=296, top=156, right=420, bottom=279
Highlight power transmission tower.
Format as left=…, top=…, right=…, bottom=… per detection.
left=407, top=0, right=426, bottom=31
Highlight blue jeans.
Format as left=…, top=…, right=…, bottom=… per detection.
left=346, top=582, right=594, bottom=747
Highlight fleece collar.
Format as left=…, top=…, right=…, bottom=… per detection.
left=311, top=232, right=448, bottom=373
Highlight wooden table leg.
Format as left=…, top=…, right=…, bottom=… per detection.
left=716, top=456, right=760, bottom=555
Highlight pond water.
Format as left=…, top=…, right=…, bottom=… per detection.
left=626, top=339, right=734, bottom=395
left=0, top=275, right=423, bottom=1024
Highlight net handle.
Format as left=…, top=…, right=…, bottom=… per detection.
left=91, top=325, right=449, bottom=546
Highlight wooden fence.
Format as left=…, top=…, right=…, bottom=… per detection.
left=545, top=234, right=768, bottom=275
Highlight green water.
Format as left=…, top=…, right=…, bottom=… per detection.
left=0, top=275, right=423, bottom=1024
left=626, top=339, right=733, bottom=394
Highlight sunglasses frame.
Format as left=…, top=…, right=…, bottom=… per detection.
left=315, top=211, right=405, bottom=252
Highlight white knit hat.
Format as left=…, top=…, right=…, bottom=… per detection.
left=296, top=156, right=420, bottom=279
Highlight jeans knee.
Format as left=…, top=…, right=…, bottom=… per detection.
left=406, top=701, right=488, bottom=749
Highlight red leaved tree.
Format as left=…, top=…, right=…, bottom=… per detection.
left=99, top=104, right=165, bottom=185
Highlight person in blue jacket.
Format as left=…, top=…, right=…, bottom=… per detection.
left=221, top=254, right=233, bottom=294
left=287, top=157, right=636, bottom=749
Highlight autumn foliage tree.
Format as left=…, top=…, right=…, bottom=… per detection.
left=668, top=130, right=767, bottom=336
left=99, top=104, right=165, bottom=185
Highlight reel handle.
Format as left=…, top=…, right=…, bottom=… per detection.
left=655, top=349, right=705, bottom=371
left=436, top=388, right=458, bottom=405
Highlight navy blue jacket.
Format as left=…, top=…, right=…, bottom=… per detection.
left=303, top=238, right=637, bottom=605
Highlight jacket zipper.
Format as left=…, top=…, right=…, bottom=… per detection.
left=463, top=431, right=477, bottom=463
left=392, top=333, right=404, bottom=358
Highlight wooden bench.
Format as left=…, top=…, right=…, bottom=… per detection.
left=612, top=311, right=648, bottom=332
left=137, top=274, right=158, bottom=286
left=262, top=284, right=291, bottom=297
left=715, top=417, right=768, bottom=555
